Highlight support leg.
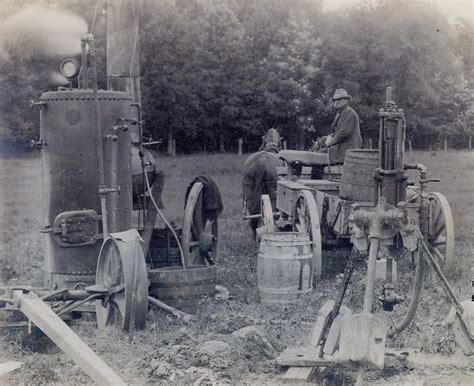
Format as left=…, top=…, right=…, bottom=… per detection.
left=13, top=290, right=125, bottom=386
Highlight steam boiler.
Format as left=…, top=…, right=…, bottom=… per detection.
left=39, top=89, right=134, bottom=288
left=29, top=0, right=222, bottom=330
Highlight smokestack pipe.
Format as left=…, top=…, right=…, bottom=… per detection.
left=107, top=0, right=141, bottom=142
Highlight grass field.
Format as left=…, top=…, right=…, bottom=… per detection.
left=0, top=150, right=473, bottom=384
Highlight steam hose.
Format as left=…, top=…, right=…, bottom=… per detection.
left=387, top=243, right=424, bottom=337
left=143, top=169, right=186, bottom=269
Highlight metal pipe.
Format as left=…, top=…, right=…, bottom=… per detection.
left=377, top=108, right=384, bottom=200
left=35, top=289, right=95, bottom=301
left=107, top=0, right=141, bottom=143
left=79, top=38, right=88, bottom=88
left=386, top=87, right=392, bottom=104
left=386, top=257, right=393, bottom=284
left=56, top=293, right=103, bottom=316
left=419, top=237, right=464, bottom=314
left=388, top=246, right=424, bottom=337
left=144, top=168, right=186, bottom=269
left=106, top=134, right=119, bottom=233
left=363, top=238, right=380, bottom=313
left=40, top=288, right=69, bottom=301
left=148, top=296, right=196, bottom=322
left=86, top=34, right=109, bottom=237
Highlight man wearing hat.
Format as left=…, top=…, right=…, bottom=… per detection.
left=242, top=128, right=283, bottom=240
left=321, top=88, right=362, bottom=164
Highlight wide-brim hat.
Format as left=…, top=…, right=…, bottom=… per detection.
left=332, top=88, right=351, bottom=101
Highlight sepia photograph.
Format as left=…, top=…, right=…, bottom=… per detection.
left=0, top=0, right=473, bottom=384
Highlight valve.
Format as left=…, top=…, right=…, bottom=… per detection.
left=30, top=100, right=47, bottom=109
left=378, top=283, right=404, bottom=311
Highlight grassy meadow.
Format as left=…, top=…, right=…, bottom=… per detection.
left=0, top=152, right=258, bottom=289
left=1, top=150, right=473, bottom=285
left=0, top=150, right=473, bottom=383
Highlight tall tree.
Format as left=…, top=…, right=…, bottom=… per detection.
left=262, top=6, right=324, bottom=149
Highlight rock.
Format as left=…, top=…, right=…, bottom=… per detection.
left=215, top=285, right=230, bottom=300
left=232, top=326, right=276, bottom=358
left=198, top=340, right=230, bottom=356
left=192, top=368, right=218, bottom=386
left=149, top=360, right=173, bottom=379
left=150, top=359, right=161, bottom=371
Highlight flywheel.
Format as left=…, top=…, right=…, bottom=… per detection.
left=96, top=229, right=149, bottom=331
left=427, top=192, right=455, bottom=271
left=182, top=182, right=218, bottom=266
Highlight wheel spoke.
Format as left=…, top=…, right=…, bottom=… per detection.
left=431, top=246, right=445, bottom=263
left=258, top=195, right=274, bottom=236
left=431, top=236, right=446, bottom=246
left=432, top=223, right=445, bottom=240
left=295, top=222, right=304, bottom=233
left=433, top=208, right=443, bottom=230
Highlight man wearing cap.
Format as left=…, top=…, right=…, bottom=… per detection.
left=242, top=128, right=283, bottom=240
left=323, top=88, right=362, bottom=164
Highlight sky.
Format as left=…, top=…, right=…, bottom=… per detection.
left=322, top=0, right=474, bottom=22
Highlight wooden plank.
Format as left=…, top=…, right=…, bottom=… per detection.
left=309, top=300, right=334, bottom=347
left=323, top=305, right=352, bottom=355
left=0, top=361, right=22, bottom=377
left=297, top=179, right=340, bottom=190
left=338, top=314, right=387, bottom=370
left=276, top=346, right=338, bottom=367
left=323, top=314, right=342, bottom=355
left=13, top=291, right=125, bottom=386
left=279, top=366, right=314, bottom=381
left=452, top=312, right=474, bottom=355
left=278, top=179, right=313, bottom=191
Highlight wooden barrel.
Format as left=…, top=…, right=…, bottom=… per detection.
left=148, top=265, right=216, bottom=311
left=257, top=232, right=313, bottom=304
left=339, top=149, right=379, bottom=202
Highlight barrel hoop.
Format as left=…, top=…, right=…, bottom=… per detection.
left=149, top=279, right=214, bottom=288
left=258, top=253, right=313, bottom=260
left=259, top=241, right=312, bottom=248
left=258, top=285, right=312, bottom=295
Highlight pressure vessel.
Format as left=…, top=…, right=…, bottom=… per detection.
left=39, top=89, right=133, bottom=288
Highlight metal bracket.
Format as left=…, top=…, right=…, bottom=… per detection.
left=99, top=186, right=120, bottom=195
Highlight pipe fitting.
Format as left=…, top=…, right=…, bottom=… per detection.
left=378, top=284, right=404, bottom=312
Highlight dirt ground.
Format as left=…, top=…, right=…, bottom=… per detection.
left=0, top=152, right=473, bottom=384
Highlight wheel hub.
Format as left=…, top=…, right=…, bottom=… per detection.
left=199, top=232, right=215, bottom=254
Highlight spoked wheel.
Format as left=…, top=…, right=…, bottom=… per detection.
left=256, top=194, right=275, bottom=240
left=182, top=182, right=218, bottom=266
left=96, top=230, right=149, bottom=331
left=292, top=190, right=322, bottom=278
left=427, top=192, right=454, bottom=271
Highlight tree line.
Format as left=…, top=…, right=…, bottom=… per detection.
left=0, top=0, right=472, bottom=153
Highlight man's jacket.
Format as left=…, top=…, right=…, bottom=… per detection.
left=328, top=105, right=362, bottom=164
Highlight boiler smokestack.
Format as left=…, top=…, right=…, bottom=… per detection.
left=107, top=0, right=141, bottom=142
